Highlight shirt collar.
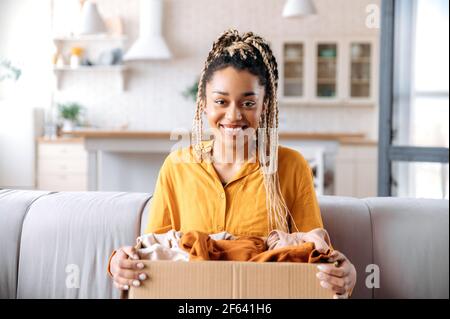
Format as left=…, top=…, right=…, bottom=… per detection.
left=198, top=139, right=261, bottom=186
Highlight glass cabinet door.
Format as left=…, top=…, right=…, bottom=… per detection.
left=349, top=43, right=371, bottom=98
left=283, top=43, right=304, bottom=97
left=316, top=43, right=337, bottom=98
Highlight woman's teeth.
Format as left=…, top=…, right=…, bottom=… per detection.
left=220, top=125, right=245, bottom=135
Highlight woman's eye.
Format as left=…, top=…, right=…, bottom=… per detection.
left=214, top=100, right=225, bottom=105
left=243, top=101, right=256, bottom=108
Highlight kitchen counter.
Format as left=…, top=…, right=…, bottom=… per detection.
left=61, top=129, right=377, bottom=145
left=56, top=129, right=377, bottom=192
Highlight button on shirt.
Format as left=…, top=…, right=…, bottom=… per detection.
left=145, top=140, right=323, bottom=237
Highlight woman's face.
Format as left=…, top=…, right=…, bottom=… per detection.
left=204, top=66, right=266, bottom=147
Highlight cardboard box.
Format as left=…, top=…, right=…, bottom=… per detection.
left=128, top=260, right=334, bottom=299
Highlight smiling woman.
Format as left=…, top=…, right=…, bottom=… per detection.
left=108, top=29, right=357, bottom=298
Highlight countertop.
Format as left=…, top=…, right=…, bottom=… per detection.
left=39, top=129, right=378, bottom=146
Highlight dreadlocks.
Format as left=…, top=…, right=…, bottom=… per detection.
left=192, top=29, right=298, bottom=234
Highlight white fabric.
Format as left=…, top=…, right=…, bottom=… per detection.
left=136, top=230, right=189, bottom=261
left=136, top=230, right=236, bottom=261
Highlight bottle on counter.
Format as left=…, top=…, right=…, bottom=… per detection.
left=70, top=47, right=84, bottom=68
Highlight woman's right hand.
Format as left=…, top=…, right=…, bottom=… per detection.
left=110, top=246, right=147, bottom=291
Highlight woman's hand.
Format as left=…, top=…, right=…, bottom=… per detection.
left=316, top=250, right=357, bottom=299
left=301, top=228, right=331, bottom=253
left=110, top=246, right=147, bottom=291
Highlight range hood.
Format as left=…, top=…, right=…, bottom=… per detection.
left=124, top=0, right=172, bottom=61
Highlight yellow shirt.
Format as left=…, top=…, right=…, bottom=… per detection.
left=145, top=141, right=323, bottom=237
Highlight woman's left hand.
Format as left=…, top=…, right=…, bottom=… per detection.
left=316, top=250, right=357, bottom=299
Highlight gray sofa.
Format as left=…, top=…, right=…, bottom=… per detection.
left=0, top=189, right=448, bottom=299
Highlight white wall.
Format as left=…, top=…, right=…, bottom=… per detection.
left=0, top=0, right=52, bottom=188
left=51, top=0, right=380, bottom=139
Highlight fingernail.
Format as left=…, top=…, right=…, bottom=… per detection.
left=123, top=285, right=129, bottom=290
left=317, top=265, right=326, bottom=271
left=316, top=272, right=325, bottom=280
left=139, top=273, right=147, bottom=281
left=132, top=254, right=139, bottom=260
left=320, top=281, right=328, bottom=289
left=137, top=263, right=144, bottom=269
left=132, top=280, right=140, bottom=287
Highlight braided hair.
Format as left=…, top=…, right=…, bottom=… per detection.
left=192, top=29, right=297, bottom=234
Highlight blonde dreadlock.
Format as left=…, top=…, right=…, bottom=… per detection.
left=192, top=29, right=298, bottom=234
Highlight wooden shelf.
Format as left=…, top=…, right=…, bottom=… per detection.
left=351, top=57, right=371, bottom=63
left=284, top=78, right=303, bottom=83
left=318, top=57, right=337, bottom=62
left=317, top=78, right=336, bottom=84
left=351, top=79, right=370, bottom=84
left=284, top=58, right=304, bottom=63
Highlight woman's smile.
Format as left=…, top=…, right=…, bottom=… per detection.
left=218, top=123, right=249, bottom=136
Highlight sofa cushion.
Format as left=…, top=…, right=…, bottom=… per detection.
left=366, top=197, right=449, bottom=299
left=0, top=189, right=51, bottom=298
left=319, top=195, right=373, bottom=299
left=17, top=191, right=151, bottom=299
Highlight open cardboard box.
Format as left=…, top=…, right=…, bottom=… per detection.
left=127, top=260, right=334, bottom=299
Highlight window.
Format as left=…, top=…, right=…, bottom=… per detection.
left=379, top=0, right=449, bottom=198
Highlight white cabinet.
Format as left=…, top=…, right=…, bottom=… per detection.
left=334, top=144, right=378, bottom=198
left=281, top=42, right=306, bottom=102
left=341, top=37, right=378, bottom=105
left=280, top=37, right=378, bottom=106
left=37, top=138, right=88, bottom=191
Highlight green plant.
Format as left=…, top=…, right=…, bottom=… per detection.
left=58, top=102, right=82, bottom=122
left=0, top=58, right=21, bottom=82
left=182, top=78, right=199, bottom=102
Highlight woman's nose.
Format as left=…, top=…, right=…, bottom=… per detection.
left=225, top=104, right=242, bottom=121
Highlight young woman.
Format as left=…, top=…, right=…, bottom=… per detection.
left=109, top=29, right=357, bottom=298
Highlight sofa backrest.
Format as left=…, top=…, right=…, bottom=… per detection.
left=0, top=190, right=448, bottom=299
left=365, top=197, right=449, bottom=298
left=0, top=191, right=151, bottom=299
left=0, top=190, right=51, bottom=299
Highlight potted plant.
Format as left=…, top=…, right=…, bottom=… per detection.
left=182, top=78, right=199, bottom=102
left=58, top=102, right=83, bottom=131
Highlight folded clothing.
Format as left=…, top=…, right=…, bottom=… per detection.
left=266, top=228, right=332, bottom=253
left=136, top=229, right=189, bottom=261
left=135, top=228, right=333, bottom=263
left=135, top=230, right=236, bottom=261
left=180, top=230, right=333, bottom=263
left=180, top=231, right=266, bottom=261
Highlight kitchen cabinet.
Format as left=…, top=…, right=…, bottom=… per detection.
left=37, top=138, right=88, bottom=191
left=52, top=35, right=128, bottom=90
left=282, top=43, right=305, bottom=99
left=280, top=37, right=378, bottom=106
left=334, top=143, right=378, bottom=198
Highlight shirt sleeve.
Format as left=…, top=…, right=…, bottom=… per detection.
left=144, top=155, right=177, bottom=234
left=289, top=159, right=324, bottom=233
